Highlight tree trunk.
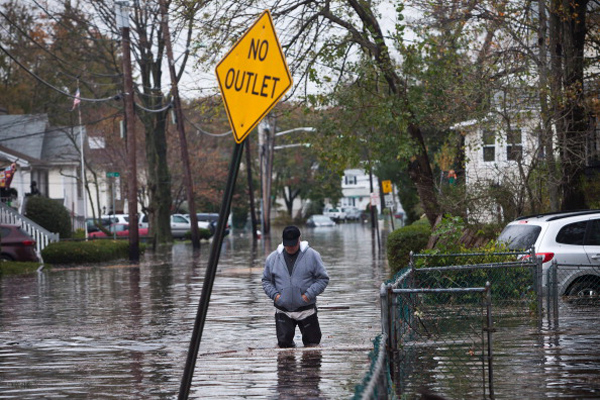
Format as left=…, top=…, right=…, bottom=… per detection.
left=406, top=123, right=440, bottom=226
left=553, top=0, right=590, bottom=210
left=142, top=110, right=173, bottom=245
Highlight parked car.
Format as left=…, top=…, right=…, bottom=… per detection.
left=102, top=214, right=129, bottom=224
left=189, top=213, right=230, bottom=236
left=497, top=210, right=600, bottom=297
left=342, top=207, right=362, bottom=221
left=139, top=214, right=211, bottom=239
left=306, top=214, right=336, bottom=227
left=323, top=208, right=346, bottom=221
left=85, top=217, right=112, bottom=233
left=88, top=223, right=149, bottom=238
left=0, top=224, right=40, bottom=262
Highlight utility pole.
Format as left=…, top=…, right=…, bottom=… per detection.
left=117, top=1, right=139, bottom=262
left=258, top=116, right=274, bottom=236
left=159, top=0, right=200, bottom=249
left=245, top=140, right=259, bottom=240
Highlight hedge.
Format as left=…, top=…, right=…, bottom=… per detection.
left=183, top=228, right=213, bottom=241
left=41, top=240, right=142, bottom=264
left=386, top=220, right=432, bottom=276
left=25, top=196, right=72, bottom=238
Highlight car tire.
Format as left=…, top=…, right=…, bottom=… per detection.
left=566, top=279, right=600, bottom=297
left=0, top=254, right=14, bottom=261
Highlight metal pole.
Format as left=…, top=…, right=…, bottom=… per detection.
left=178, top=142, right=244, bottom=400
left=76, top=86, right=88, bottom=239
left=485, top=281, right=495, bottom=399
left=112, top=179, right=116, bottom=240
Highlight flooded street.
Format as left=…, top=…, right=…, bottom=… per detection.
left=0, top=224, right=386, bottom=399
left=2, top=222, right=600, bottom=399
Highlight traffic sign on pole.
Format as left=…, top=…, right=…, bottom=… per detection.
left=215, top=10, right=292, bottom=144
left=106, top=172, right=120, bottom=178
left=382, top=180, right=392, bottom=194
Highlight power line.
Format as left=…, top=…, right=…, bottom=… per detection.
left=0, top=42, right=122, bottom=104
left=0, top=9, right=121, bottom=81
left=183, top=114, right=231, bottom=137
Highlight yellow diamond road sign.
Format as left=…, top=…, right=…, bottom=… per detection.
left=382, top=180, right=392, bottom=194
left=215, top=10, right=293, bottom=144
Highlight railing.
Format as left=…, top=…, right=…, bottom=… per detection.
left=0, top=201, right=60, bottom=254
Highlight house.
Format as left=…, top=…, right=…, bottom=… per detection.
left=457, top=109, right=600, bottom=223
left=272, top=167, right=403, bottom=221
left=0, top=112, right=88, bottom=229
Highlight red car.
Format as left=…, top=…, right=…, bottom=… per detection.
left=0, top=224, right=40, bottom=262
left=88, top=223, right=149, bottom=238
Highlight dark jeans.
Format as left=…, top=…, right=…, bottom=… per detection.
left=275, top=310, right=321, bottom=348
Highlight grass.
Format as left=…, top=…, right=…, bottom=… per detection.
left=0, top=261, right=46, bottom=277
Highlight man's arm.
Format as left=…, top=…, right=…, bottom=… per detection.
left=261, top=257, right=279, bottom=300
left=304, top=251, right=329, bottom=300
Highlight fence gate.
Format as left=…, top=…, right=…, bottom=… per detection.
left=381, top=250, right=542, bottom=399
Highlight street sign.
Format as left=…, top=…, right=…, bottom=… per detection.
left=370, top=192, right=379, bottom=206
left=382, top=180, right=392, bottom=194
left=385, top=194, right=394, bottom=208
left=215, top=10, right=292, bottom=144
left=106, top=172, right=120, bottom=178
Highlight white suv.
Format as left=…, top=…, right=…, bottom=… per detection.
left=498, top=210, right=600, bottom=296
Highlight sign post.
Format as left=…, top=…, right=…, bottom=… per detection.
left=178, top=10, right=292, bottom=400
left=106, top=172, right=120, bottom=239
left=381, top=180, right=395, bottom=230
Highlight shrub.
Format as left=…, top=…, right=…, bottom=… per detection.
left=25, top=196, right=72, bottom=238
left=183, top=228, right=213, bottom=241
left=41, top=240, right=143, bottom=264
left=387, top=219, right=432, bottom=275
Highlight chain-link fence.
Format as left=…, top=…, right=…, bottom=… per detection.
left=352, top=333, right=398, bottom=400
left=379, top=250, right=543, bottom=399
left=547, top=259, right=600, bottom=297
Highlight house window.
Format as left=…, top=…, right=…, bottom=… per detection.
left=507, top=129, right=523, bottom=161
left=344, top=175, right=357, bottom=185
left=483, top=130, right=495, bottom=162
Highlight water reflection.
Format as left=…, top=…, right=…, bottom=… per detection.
left=277, top=350, right=322, bottom=399
left=0, top=223, right=385, bottom=399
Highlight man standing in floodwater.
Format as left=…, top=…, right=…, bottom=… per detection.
left=262, top=226, right=330, bottom=348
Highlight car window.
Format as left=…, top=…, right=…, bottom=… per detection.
left=172, top=215, right=187, bottom=223
left=585, top=219, right=600, bottom=246
left=0, top=227, right=10, bottom=238
left=497, top=225, right=542, bottom=250
left=556, top=221, right=587, bottom=245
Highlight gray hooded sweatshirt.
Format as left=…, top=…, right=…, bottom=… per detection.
left=262, top=241, right=329, bottom=312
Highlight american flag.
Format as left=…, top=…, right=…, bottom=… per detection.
left=72, top=88, right=81, bottom=110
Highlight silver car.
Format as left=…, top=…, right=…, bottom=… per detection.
left=498, top=210, right=600, bottom=296
left=306, top=214, right=336, bottom=227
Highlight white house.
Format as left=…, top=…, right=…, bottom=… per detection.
left=0, top=112, right=113, bottom=230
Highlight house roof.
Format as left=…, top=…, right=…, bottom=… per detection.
left=0, top=114, right=82, bottom=167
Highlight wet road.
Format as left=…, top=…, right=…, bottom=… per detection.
left=0, top=224, right=386, bottom=399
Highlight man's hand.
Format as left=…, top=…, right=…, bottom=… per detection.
left=275, top=294, right=281, bottom=302
left=302, top=294, right=309, bottom=302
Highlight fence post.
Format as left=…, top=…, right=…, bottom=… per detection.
left=485, top=281, right=495, bottom=399
left=530, top=246, right=543, bottom=322
left=551, top=259, right=559, bottom=324
left=380, top=283, right=390, bottom=343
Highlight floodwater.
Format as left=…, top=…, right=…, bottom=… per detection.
left=3, top=222, right=600, bottom=399
left=0, top=223, right=386, bottom=399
